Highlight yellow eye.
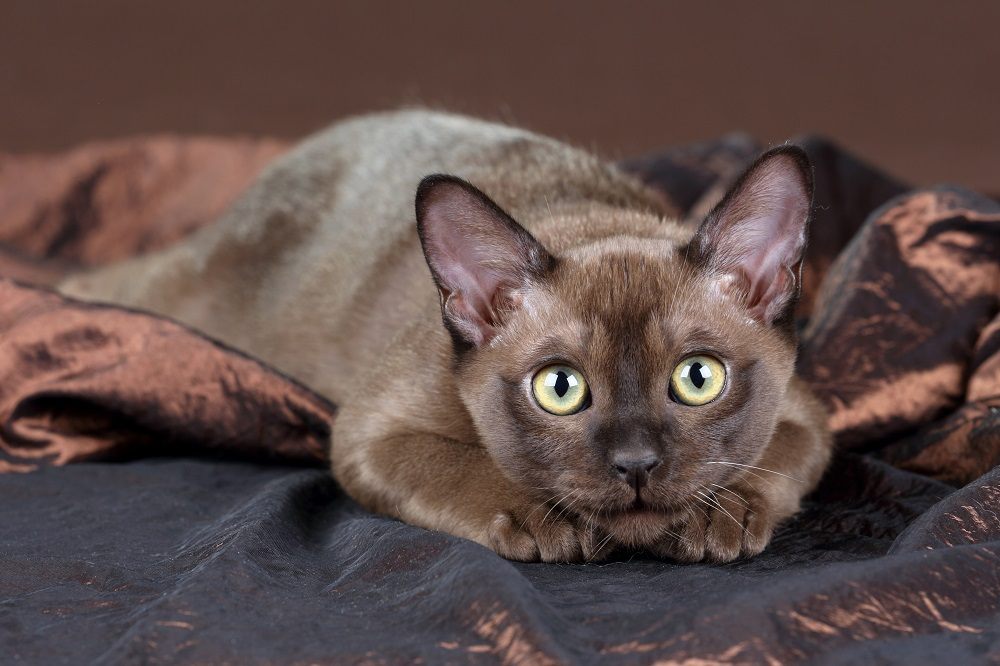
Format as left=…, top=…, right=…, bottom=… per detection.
left=670, top=355, right=726, bottom=406
left=531, top=364, right=590, bottom=415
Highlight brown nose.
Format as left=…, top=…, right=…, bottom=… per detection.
left=611, top=452, right=661, bottom=491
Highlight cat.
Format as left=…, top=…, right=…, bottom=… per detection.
left=60, top=110, right=833, bottom=563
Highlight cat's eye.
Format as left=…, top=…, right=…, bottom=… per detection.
left=670, top=355, right=726, bottom=406
left=531, top=364, right=590, bottom=415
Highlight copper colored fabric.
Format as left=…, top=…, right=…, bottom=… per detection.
left=801, top=188, right=1000, bottom=484
left=630, top=138, right=999, bottom=485
left=2, top=136, right=999, bottom=663
left=0, top=136, right=288, bottom=271
left=0, top=278, right=333, bottom=473
left=0, top=137, right=324, bottom=475
left=625, top=135, right=910, bottom=317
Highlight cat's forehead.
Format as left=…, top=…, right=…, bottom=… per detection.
left=518, top=239, right=767, bottom=359
left=555, top=239, right=710, bottom=318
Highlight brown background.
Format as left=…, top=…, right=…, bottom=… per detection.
left=1, top=1, right=998, bottom=191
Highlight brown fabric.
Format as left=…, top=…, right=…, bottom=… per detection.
left=0, top=135, right=997, bottom=483
left=629, top=138, right=1000, bottom=485
left=0, top=137, right=328, bottom=473
left=1, top=136, right=999, bottom=663
left=0, top=278, right=333, bottom=473
left=800, top=188, right=1000, bottom=484
left=0, top=136, right=288, bottom=273
left=625, top=135, right=910, bottom=317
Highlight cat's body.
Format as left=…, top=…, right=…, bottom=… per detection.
left=61, top=110, right=832, bottom=562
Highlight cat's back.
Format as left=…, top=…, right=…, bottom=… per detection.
left=286, top=108, right=655, bottom=231
left=271, top=109, right=571, bottom=288
left=59, top=110, right=560, bottom=329
left=60, top=110, right=661, bottom=401
left=255, top=109, right=642, bottom=395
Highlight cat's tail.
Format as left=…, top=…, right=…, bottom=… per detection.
left=59, top=256, right=153, bottom=306
left=57, top=238, right=209, bottom=323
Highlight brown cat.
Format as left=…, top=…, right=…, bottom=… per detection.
left=60, top=110, right=832, bottom=563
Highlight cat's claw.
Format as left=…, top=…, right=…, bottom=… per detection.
left=487, top=509, right=612, bottom=563
left=652, top=486, right=775, bottom=563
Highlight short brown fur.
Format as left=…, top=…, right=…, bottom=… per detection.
left=60, top=110, right=832, bottom=562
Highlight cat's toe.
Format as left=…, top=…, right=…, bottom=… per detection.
left=741, top=507, right=775, bottom=557
left=577, top=525, right=615, bottom=562
left=531, top=517, right=584, bottom=562
left=488, top=510, right=601, bottom=563
left=651, top=509, right=708, bottom=562
left=488, top=513, right=541, bottom=561
left=652, top=489, right=775, bottom=563
left=704, top=495, right=750, bottom=563
left=704, top=488, right=778, bottom=561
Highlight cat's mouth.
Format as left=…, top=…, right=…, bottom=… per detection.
left=597, top=497, right=682, bottom=521
left=588, top=499, right=685, bottom=548
left=576, top=486, right=690, bottom=538
left=621, top=497, right=657, bottom=514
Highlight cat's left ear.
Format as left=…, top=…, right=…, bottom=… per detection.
left=691, top=146, right=813, bottom=326
left=416, top=175, right=555, bottom=350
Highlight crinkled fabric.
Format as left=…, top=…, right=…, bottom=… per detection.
left=0, top=279, right=333, bottom=473
left=1, top=136, right=998, bottom=664
left=0, top=136, right=288, bottom=270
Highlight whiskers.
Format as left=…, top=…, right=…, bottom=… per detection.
left=587, top=530, right=618, bottom=563
left=552, top=489, right=584, bottom=524
left=524, top=489, right=618, bottom=563
left=583, top=496, right=611, bottom=534
left=538, top=488, right=580, bottom=528
left=705, top=460, right=803, bottom=484
left=710, top=483, right=749, bottom=507
left=694, top=487, right=749, bottom=537
left=518, top=488, right=567, bottom=530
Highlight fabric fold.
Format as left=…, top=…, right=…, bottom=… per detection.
left=0, top=279, right=332, bottom=471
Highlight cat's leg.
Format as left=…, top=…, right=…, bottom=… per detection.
left=655, top=404, right=832, bottom=563
left=332, top=427, right=612, bottom=563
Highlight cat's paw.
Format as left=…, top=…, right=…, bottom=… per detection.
left=652, top=485, right=776, bottom=563
left=487, top=507, right=612, bottom=563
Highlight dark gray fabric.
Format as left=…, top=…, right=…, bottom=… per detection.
left=4, top=455, right=998, bottom=664
left=3, top=135, right=1000, bottom=664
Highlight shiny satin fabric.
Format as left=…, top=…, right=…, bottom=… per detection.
left=1, top=136, right=997, bottom=663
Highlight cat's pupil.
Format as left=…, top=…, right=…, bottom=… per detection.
left=554, top=371, right=570, bottom=398
left=689, top=362, right=706, bottom=389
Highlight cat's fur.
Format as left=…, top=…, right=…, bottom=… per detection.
left=60, top=110, right=832, bottom=562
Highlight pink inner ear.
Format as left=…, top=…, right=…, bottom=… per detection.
left=432, top=226, right=502, bottom=318
left=705, top=153, right=809, bottom=323
left=430, top=223, right=511, bottom=347
left=440, top=289, right=495, bottom=348
left=417, top=177, right=549, bottom=347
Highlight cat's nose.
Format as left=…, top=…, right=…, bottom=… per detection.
left=611, top=451, right=661, bottom=491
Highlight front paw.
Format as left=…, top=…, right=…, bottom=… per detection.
left=653, top=485, right=776, bottom=563
left=487, top=505, right=612, bottom=563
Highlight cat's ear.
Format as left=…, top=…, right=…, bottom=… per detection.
left=691, top=146, right=813, bottom=326
left=416, top=175, right=555, bottom=349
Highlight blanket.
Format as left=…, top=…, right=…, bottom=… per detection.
left=1, top=134, right=998, bottom=664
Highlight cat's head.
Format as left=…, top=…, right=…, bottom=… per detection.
left=415, top=147, right=813, bottom=549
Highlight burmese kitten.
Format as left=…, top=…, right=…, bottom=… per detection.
left=60, top=110, right=832, bottom=562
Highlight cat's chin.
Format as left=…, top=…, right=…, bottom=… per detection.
left=591, top=502, right=686, bottom=548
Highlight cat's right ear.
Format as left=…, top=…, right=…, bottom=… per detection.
left=689, top=146, right=813, bottom=327
left=416, top=175, right=555, bottom=350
